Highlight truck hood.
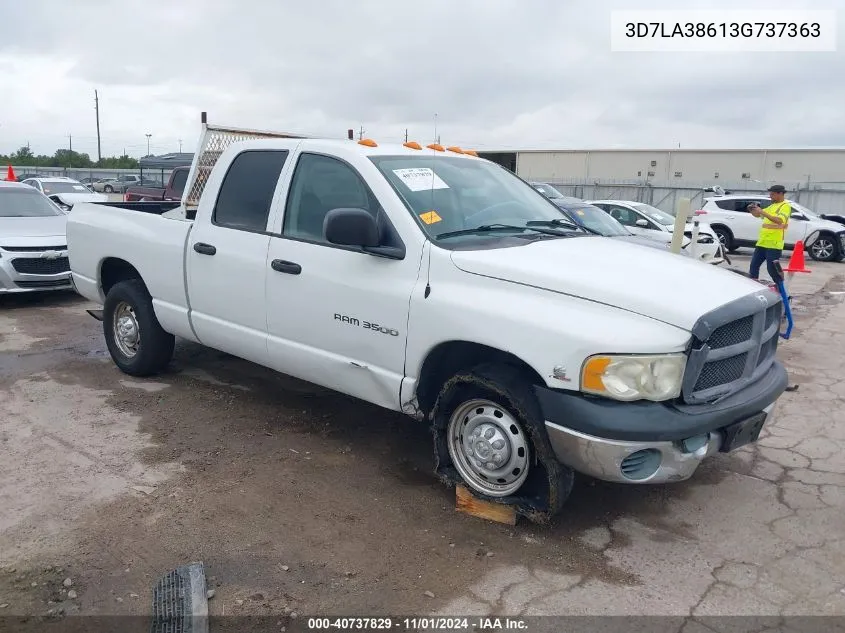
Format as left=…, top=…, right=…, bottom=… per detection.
left=449, top=236, right=765, bottom=330
left=0, top=215, right=67, bottom=242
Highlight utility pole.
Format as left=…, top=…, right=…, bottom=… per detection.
left=404, top=129, right=408, bottom=143
left=358, top=126, right=365, bottom=140
left=67, top=134, right=73, bottom=170
left=94, top=89, right=102, bottom=164
left=145, top=133, right=152, bottom=156
left=178, top=139, right=183, bottom=153
left=434, top=113, right=439, bottom=144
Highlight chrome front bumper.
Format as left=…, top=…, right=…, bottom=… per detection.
left=0, top=248, right=73, bottom=294
left=545, top=403, right=774, bottom=484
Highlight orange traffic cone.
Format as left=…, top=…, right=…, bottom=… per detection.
left=5, top=164, right=16, bottom=182
left=784, top=240, right=811, bottom=274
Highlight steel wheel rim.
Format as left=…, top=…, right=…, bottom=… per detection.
left=811, top=239, right=833, bottom=259
left=113, top=301, right=140, bottom=358
left=447, top=398, right=530, bottom=497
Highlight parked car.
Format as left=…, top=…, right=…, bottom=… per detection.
left=588, top=199, right=723, bottom=264
left=530, top=185, right=699, bottom=258
left=124, top=166, right=190, bottom=202
left=66, top=126, right=788, bottom=521
left=696, top=194, right=845, bottom=262
left=528, top=181, right=583, bottom=204
left=92, top=175, right=141, bottom=193
left=548, top=199, right=700, bottom=257
left=0, top=181, right=72, bottom=294
left=20, top=176, right=108, bottom=212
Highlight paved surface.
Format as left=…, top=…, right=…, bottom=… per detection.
left=0, top=255, right=844, bottom=627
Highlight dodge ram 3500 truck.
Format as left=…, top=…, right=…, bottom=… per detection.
left=67, top=117, right=789, bottom=522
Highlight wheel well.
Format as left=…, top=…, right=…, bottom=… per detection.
left=710, top=223, right=733, bottom=236
left=415, top=341, right=545, bottom=415
left=100, top=258, right=144, bottom=295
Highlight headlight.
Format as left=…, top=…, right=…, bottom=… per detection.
left=581, top=354, right=686, bottom=402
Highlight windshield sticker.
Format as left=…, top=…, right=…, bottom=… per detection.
left=72, top=185, right=87, bottom=191
left=393, top=168, right=449, bottom=192
left=419, top=210, right=442, bottom=225
left=576, top=210, right=585, bottom=216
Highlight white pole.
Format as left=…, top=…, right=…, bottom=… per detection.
left=690, top=220, right=700, bottom=260
left=670, top=198, right=690, bottom=254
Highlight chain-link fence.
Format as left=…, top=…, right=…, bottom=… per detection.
left=541, top=179, right=845, bottom=215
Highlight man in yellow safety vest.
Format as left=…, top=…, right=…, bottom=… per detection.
left=748, top=184, right=791, bottom=281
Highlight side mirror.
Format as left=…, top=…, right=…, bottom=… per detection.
left=324, top=208, right=379, bottom=247
left=635, top=218, right=649, bottom=228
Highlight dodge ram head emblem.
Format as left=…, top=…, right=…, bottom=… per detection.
left=756, top=294, right=769, bottom=307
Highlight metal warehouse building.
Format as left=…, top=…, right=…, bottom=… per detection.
left=478, top=148, right=845, bottom=188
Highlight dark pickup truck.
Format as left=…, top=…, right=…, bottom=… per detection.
left=124, top=166, right=189, bottom=202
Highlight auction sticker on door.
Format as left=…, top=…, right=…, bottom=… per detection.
left=393, top=168, right=449, bottom=192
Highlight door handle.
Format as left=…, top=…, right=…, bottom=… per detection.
left=271, top=259, right=301, bottom=275
left=193, top=242, right=217, bottom=255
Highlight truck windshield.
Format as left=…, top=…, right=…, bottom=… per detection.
left=369, top=155, right=579, bottom=242
left=0, top=189, right=64, bottom=217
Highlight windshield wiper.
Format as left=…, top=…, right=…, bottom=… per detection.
left=436, top=224, right=573, bottom=240
left=525, top=218, right=597, bottom=234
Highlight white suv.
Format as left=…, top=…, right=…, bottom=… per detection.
left=696, top=194, right=845, bottom=262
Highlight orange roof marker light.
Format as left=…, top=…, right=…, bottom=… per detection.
left=403, top=141, right=422, bottom=150
left=358, top=138, right=378, bottom=147
left=427, top=143, right=445, bottom=152
left=464, top=150, right=479, bottom=157
left=446, top=146, right=464, bottom=154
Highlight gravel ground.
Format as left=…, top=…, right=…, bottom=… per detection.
left=1, top=254, right=844, bottom=630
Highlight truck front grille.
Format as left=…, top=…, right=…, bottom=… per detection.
left=1, top=245, right=67, bottom=252
left=682, top=292, right=782, bottom=404
left=11, top=257, right=70, bottom=275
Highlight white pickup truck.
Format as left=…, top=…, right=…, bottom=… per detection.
left=67, top=116, right=789, bottom=522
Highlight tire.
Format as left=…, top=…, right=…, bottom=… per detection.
left=430, top=363, right=574, bottom=523
left=712, top=225, right=736, bottom=253
left=103, top=279, right=175, bottom=376
left=104, top=185, right=114, bottom=193
left=808, top=234, right=837, bottom=262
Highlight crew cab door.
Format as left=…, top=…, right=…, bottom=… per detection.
left=186, top=149, right=291, bottom=365
left=264, top=151, right=422, bottom=410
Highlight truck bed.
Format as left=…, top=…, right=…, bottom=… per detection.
left=67, top=201, right=195, bottom=340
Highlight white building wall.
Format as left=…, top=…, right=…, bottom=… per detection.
left=514, top=149, right=845, bottom=186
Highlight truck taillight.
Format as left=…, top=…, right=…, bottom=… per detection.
left=124, top=193, right=129, bottom=201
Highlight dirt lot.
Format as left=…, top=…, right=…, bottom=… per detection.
left=1, top=256, right=845, bottom=628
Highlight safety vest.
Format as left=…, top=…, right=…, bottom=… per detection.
left=756, top=201, right=792, bottom=250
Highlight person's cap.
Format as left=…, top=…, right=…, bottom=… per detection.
left=767, top=184, right=786, bottom=193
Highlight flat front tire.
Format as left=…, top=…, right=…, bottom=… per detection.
left=103, top=279, right=174, bottom=376
left=431, top=363, right=574, bottom=522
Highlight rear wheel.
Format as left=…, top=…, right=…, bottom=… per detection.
left=712, top=226, right=736, bottom=252
left=103, top=184, right=114, bottom=193
left=103, top=279, right=174, bottom=376
left=808, top=235, right=837, bottom=262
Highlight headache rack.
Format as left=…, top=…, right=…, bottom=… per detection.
left=181, top=112, right=311, bottom=212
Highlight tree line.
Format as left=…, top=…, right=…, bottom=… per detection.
left=1, top=145, right=140, bottom=169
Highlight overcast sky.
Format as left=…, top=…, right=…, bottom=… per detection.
left=1, top=0, right=843, bottom=158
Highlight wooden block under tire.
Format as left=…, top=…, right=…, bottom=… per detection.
left=455, top=485, right=517, bottom=526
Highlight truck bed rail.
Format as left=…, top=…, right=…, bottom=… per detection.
left=182, top=112, right=310, bottom=211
